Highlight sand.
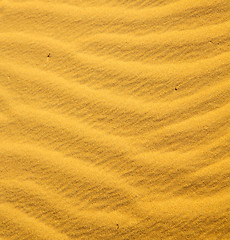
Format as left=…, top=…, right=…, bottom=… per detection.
left=0, top=0, right=230, bottom=239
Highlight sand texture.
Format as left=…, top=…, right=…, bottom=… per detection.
left=0, top=0, right=230, bottom=239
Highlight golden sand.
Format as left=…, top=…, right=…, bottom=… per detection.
left=0, top=0, right=230, bottom=239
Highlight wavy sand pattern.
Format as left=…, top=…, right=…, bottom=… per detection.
left=0, top=0, right=230, bottom=239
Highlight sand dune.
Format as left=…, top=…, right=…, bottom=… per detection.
left=0, top=0, right=230, bottom=239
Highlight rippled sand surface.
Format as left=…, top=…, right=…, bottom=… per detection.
left=0, top=0, right=230, bottom=239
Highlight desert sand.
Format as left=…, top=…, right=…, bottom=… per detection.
left=0, top=0, right=230, bottom=239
